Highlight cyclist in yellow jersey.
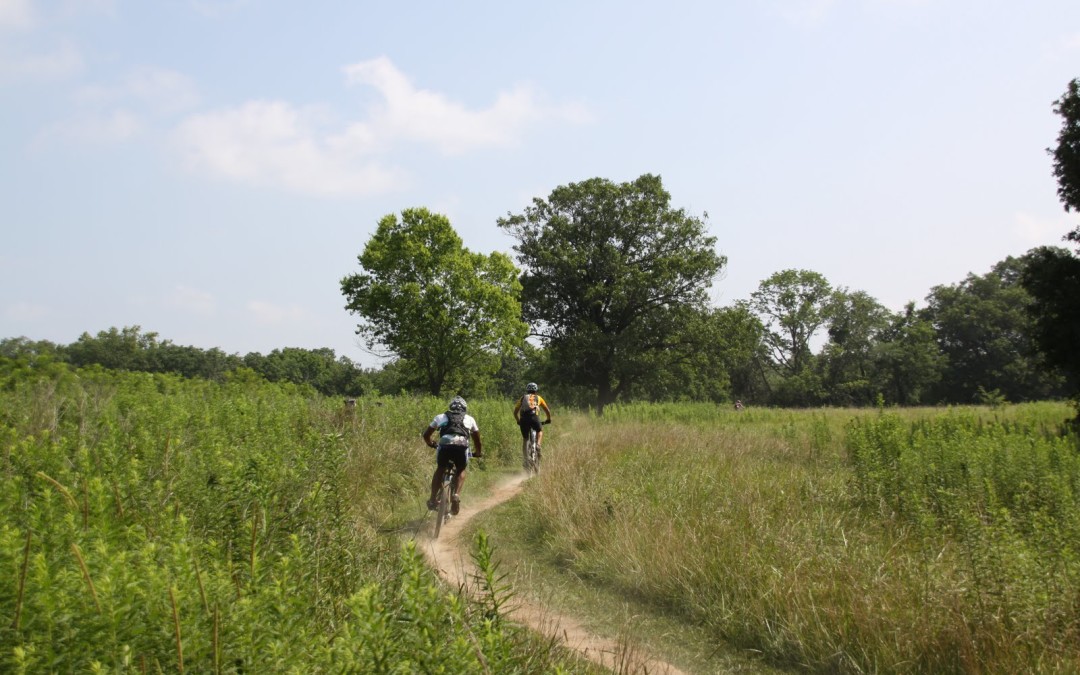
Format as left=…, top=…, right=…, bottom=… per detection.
left=513, top=382, right=552, bottom=469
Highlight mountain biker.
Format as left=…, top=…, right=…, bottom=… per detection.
left=513, top=382, right=552, bottom=470
left=423, top=396, right=482, bottom=516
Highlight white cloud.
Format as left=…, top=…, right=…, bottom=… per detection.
left=42, top=108, right=143, bottom=142
left=0, top=0, right=34, bottom=30
left=36, top=67, right=198, bottom=145
left=342, top=56, right=591, bottom=155
left=77, top=67, right=200, bottom=114
left=175, top=100, right=409, bottom=196
left=247, top=300, right=307, bottom=324
left=172, top=56, right=590, bottom=197
left=169, top=285, right=216, bottom=316
left=0, top=41, right=83, bottom=80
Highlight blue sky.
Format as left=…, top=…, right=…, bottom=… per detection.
left=2, top=0, right=1078, bottom=367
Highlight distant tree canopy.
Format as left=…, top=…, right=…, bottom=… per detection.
left=747, top=269, right=834, bottom=378
left=871, top=302, right=944, bottom=406
left=1, top=327, right=372, bottom=397
left=341, top=207, right=527, bottom=397
left=497, top=174, right=726, bottom=414
left=819, top=290, right=893, bottom=406
left=924, top=255, right=1065, bottom=403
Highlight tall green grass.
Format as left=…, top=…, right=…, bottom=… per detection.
left=516, top=402, right=1078, bottom=673
left=0, top=360, right=588, bottom=672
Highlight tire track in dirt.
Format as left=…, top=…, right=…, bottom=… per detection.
left=420, top=471, right=688, bottom=675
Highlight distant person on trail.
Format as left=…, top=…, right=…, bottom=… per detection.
left=734, top=399, right=744, bottom=411
left=513, top=382, right=552, bottom=470
left=423, top=396, right=482, bottom=516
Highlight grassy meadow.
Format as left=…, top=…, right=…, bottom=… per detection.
left=0, top=361, right=595, bottom=673
left=509, top=401, right=1080, bottom=673
left=2, top=357, right=1078, bottom=673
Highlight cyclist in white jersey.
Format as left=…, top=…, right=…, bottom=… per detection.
left=422, top=396, right=482, bottom=515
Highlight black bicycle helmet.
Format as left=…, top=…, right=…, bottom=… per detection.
left=449, top=396, right=467, bottom=412
left=526, top=382, right=538, bottom=393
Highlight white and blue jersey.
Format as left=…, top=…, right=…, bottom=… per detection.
left=429, top=412, right=479, bottom=448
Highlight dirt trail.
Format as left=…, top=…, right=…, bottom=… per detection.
left=420, top=472, right=688, bottom=675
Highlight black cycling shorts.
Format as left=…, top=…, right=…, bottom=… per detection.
left=518, top=414, right=542, bottom=437
left=436, top=444, right=469, bottom=473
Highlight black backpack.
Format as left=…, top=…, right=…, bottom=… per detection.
left=441, top=409, right=469, bottom=438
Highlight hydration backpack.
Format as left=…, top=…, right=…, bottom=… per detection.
left=520, top=394, right=540, bottom=417
left=441, top=409, right=469, bottom=438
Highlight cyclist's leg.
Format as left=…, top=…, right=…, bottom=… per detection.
left=429, top=467, right=443, bottom=508
left=518, top=419, right=531, bottom=468
left=450, top=447, right=468, bottom=514
left=429, top=446, right=449, bottom=507
left=530, top=416, right=542, bottom=451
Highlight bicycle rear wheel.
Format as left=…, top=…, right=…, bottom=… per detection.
left=433, top=476, right=451, bottom=538
left=526, top=430, right=539, bottom=475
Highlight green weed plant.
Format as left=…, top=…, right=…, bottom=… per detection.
left=0, top=359, right=583, bottom=672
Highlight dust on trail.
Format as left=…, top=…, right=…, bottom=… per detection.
left=419, top=471, right=688, bottom=675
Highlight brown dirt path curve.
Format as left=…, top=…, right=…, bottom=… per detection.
left=419, top=471, right=688, bottom=675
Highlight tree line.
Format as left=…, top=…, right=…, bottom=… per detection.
left=2, top=244, right=1073, bottom=412
left=338, top=80, right=1080, bottom=415
left=5, top=80, right=1079, bottom=415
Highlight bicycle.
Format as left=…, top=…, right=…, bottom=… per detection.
left=523, top=420, right=549, bottom=475
left=432, top=461, right=458, bottom=539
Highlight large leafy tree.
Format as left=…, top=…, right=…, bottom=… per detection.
left=678, top=305, right=768, bottom=403
left=747, top=269, right=833, bottom=377
left=242, top=347, right=369, bottom=396
left=497, top=174, right=726, bottom=414
left=341, top=207, right=526, bottom=396
left=1022, top=79, right=1080, bottom=415
left=819, top=290, right=893, bottom=405
left=924, top=256, right=1065, bottom=403
left=1021, top=246, right=1080, bottom=395
left=66, top=326, right=160, bottom=371
left=873, top=302, right=943, bottom=405
left=1049, top=78, right=1080, bottom=245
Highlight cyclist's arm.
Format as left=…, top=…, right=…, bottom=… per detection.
left=422, top=425, right=438, bottom=448
left=512, top=398, right=522, bottom=422
left=470, top=429, right=483, bottom=456
left=539, top=397, right=553, bottom=423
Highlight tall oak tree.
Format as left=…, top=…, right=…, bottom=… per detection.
left=498, top=174, right=725, bottom=414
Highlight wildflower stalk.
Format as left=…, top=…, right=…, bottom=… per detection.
left=36, top=471, right=78, bottom=510
left=213, top=604, right=221, bottom=675
left=169, top=586, right=184, bottom=674
left=71, top=542, right=101, bottom=613
left=193, top=555, right=209, bottom=615
left=12, top=529, right=31, bottom=631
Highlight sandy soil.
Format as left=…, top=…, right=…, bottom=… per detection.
left=419, top=471, right=687, bottom=675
